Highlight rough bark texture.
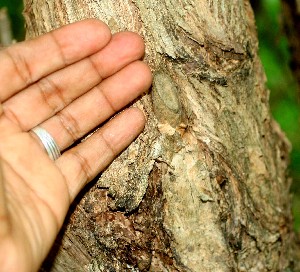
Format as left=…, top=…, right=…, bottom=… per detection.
left=282, top=0, right=300, bottom=95
left=23, top=0, right=299, bottom=271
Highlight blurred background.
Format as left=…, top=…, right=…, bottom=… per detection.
left=251, top=0, right=300, bottom=231
left=0, top=0, right=24, bottom=43
left=0, top=0, right=299, bottom=231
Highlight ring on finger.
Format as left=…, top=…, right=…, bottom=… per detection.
left=31, top=126, right=61, bottom=161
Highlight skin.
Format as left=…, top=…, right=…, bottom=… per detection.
left=0, top=19, right=152, bottom=272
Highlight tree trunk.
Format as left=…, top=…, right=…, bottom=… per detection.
left=23, top=0, right=300, bottom=271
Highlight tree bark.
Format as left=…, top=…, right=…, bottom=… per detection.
left=23, top=0, right=299, bottom=271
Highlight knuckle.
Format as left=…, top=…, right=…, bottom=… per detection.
left=71, top=150, right=93, bottom=183
left=36, top=77, right=66, bottom=113
left=57, top=109, right=82, bottom=143
left=49, top=31, right=68, bottom=66
left=97, top=85, right=117, bottom=112
left=2, top=105, right=22, bottom=129
left=88, top=56, right=103, bottom=82
left=100, top=132, right=118, bottom=157
left=5, top=48, right=33, bottom=86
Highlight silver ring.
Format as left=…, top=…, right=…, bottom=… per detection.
left=31, top=126, right=61, bottom=161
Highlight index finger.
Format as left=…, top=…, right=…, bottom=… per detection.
left=0, top=19, right=111, bottom=102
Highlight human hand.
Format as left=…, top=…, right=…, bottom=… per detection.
left=0, top=19, right=152, bottom=272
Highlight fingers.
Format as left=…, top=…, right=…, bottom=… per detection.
left=56, top=108, right=145, bottom=201
left=0, top=19, right=111, bottom=102
left=1, top=32, right=145, bottom=131
left=41, top=60, right=152, bottom=150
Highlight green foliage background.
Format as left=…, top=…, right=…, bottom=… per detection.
left=1, top=0, right=299, bottom=231
left=0, top=0, right=24, bottom=41
left=254, top=0, right=300, bottom=231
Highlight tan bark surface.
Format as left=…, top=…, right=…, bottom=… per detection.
left=23, top=0, right=299, bottom=271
